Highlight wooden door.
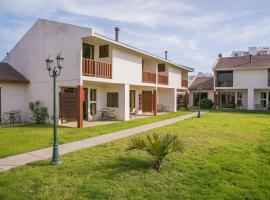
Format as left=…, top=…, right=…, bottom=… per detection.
left=142, top=91, right=153, bottom=112
left=60, top=88, right=77, bottom=122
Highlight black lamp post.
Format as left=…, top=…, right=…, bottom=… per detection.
left=197, top=87, right=202, bottom=118
left=46, top=53, right=64, bottom=165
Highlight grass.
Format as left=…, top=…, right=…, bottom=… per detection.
left=0, top=111, right=269, bottom=199
left=0, top=111, right=191, bottom=158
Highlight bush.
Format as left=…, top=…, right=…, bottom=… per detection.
left=29, top=101, right=49, bottom=124
left=200, top=98, right=213, bottom=109
left=127, top=133, right=184, bottom=171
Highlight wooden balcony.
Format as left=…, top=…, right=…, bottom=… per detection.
left=142, top=71, right=156, bottom=84
left=181, top=79, right=188, bottom=87
left=216, top=80, right=233, bottom=87
left=82, top=58, right=112, bottom=79
left=158, top=74, right=168, bottom=85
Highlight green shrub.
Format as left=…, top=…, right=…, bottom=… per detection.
left=29, top=101, right=49, bottom=124
left=200, top=98, right=213, bottom=109
left=127, top=133, right=184, bottom=171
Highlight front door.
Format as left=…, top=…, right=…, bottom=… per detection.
left=142, top=91, right=153, bottom=112
left=59, top=88, right=77, bottom=122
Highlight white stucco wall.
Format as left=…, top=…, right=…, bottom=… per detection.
left=0, top=83, right=28, bottom=121
left=112, top=46, right=142, bottom=85
left=3, top=19, right=93, bottom=121
left=234, top=68, right=268, bottom=89
left=168, top=66, right=181, bottom=88
left=158, top=88, right=177, bottom=112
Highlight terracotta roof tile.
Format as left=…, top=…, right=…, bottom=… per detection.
left=214, top=54, right=270, bottom=70
left=0, top=62, right=29, bottom=83
left=189, top=77, right=214, bottom=90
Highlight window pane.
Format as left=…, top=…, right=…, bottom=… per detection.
left=99, top=45, right=109, bottom=58
left=217, top=71, right=233, bottom=87
left=90, top=89, right=96, bottom=101
left=158, top=64, right=165, bottom=72
left=261, top=92, right=266, bottom=99
left=107, top=93, right=118, bottom=107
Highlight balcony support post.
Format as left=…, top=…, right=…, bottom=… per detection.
left=153, top=89, right=157, bottom=116
left=77, top=85, right=83, bottom=128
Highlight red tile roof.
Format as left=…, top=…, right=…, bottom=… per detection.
left=189, top=76, right=214, bottom=90
left=214, top=54, right=270, bottom=70
left=0, top=62, right=29, bottom=83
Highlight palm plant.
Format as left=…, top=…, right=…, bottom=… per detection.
left=127, top=133, right=184, bottom=171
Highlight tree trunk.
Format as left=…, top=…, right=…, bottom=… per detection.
left=154, top=160, right=163, bottom=171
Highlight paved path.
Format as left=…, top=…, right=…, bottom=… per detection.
left=0, top=112, right=206, bottom=172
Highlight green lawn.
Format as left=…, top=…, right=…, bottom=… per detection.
left=0, top=111, right=269, bottom=199
left=0, top=111, right=191, bottom=158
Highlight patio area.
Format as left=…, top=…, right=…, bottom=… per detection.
left=62, top=112, right=169, bottom=128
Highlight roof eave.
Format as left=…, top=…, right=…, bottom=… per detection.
left=83, top=33, right=193, bottom=72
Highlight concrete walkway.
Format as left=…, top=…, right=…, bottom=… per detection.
left=0, top=112, right=206, bottom=172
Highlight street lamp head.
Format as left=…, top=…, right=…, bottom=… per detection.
left=46, top=57, right=53, bottom=71
left=56, top=53, right=64, bottom=69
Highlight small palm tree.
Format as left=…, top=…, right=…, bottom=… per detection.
left=127, top=133, right=184, bottom=171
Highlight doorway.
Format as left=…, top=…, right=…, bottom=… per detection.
left=142, top=91, right=153, bottom=112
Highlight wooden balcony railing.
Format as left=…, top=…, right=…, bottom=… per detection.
left=216, top=80, right=233, bottom=87
left=142, top=71, right=156, bottom=83
left=181, top=79, right=188, bottom=87
left=158, top=74, right=168, bottom=85
left=82, top=58, right=112, bottom=79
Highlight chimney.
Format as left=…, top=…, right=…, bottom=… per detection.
left=165, top=50, right=168, bottom=60
left=115, top=27, right=120, bottom=42
left=218, top=53, right=222, bottom=58
left=249, top=54, right=252, bottom=63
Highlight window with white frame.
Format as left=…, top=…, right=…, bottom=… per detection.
left=260, top=92, right=267, bottom=108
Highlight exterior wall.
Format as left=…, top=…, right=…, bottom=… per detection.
left=158, top=88, right=177, bottom=112
left=143, top=58, right=157, bottom=73
left=112, top=46, right=142, bottom=85
left=3, top=19, right=92, bottom=121
left=2, top=19, right=190, bottom=124
left=0, top=83, right=28, bottom=121
left=233, top=69, right=268, bottom=89
left=189, top=90, right=215, bottom=107
left=168, top=65, right=181, bottom=88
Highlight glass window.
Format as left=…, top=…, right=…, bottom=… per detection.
left=90, top=89, right=96, bottom=101
left=107, top=93, right=118, bottom=107
left=99, top=45, right=109, bottom=58
left=219, top=92, right=235, bottom=108
left=216, top=71, right=233, bottom=87
left=158, top=64, right=165, bottom=72
left=260, top=92, right=267, bottom=108
left=236, top=92, right=243, bottom=107
left=83, top=43, right=94, bottom=59
left=90, top=103, right=97, bottom=115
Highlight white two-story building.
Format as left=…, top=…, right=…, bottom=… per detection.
left=1, top=19, right=193, bottom=127
left=213, top=54, right=270, bottom=110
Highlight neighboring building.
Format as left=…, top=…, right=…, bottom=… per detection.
left=0, top=63, right=29, bottom=122
left=231, top=46, right=270, bottom=57
left=213, top=54, right=270, bottom=110
left=1, top=19, right=193, bottom=127
left=188, top=76, right=214, bottom=107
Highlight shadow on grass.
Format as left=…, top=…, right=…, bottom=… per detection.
left=94, top=156, right=153, bottom=177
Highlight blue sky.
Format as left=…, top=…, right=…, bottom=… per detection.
left=1, top=0, right=270, bottom=74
